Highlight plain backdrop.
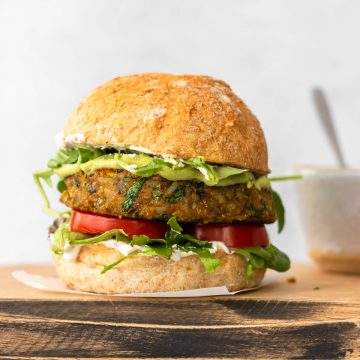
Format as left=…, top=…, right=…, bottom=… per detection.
left=0, top=0, right=359, bottom=265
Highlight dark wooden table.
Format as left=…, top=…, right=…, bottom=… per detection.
left=0, top=263, right=359, bottom=359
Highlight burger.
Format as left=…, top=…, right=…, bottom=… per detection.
left=33, top=73, right=290, bottom=294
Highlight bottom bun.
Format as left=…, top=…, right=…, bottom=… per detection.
left=309, top=249, right=360, bottom=274
left=54, top=243, right=266, bottom=294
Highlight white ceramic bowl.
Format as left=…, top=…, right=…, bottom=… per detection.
left=292, top=166, right=360, bottom=273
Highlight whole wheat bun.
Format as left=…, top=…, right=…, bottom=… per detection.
left=63, top=73, right=269, bottom=173
left=54, top=243, right=265, bottom=294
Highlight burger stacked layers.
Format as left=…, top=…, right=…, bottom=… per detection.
left=34, top=73, right=290, bottom=294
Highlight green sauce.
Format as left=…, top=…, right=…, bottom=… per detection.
left=53, top=153, right=270, bottom=188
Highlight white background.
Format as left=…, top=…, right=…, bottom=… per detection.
left=1, top=0, right=359, bottom=265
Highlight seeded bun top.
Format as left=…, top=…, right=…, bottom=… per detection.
left=63, top=73, right=269, bottom=173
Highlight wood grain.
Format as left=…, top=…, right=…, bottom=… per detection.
left=0, top=264, right=359, bottom=359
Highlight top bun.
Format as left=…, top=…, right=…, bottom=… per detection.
left=63, top=73, right=269, bottom=173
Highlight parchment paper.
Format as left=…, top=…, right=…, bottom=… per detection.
left=12, top=270, right=261, bottom=298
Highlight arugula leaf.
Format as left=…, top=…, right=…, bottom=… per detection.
left=233, top=243, right=290, bottom=284
left=165, top=217, right=212, bottom=249
left=259, top=243, right=291, bottom=272
left=47, top=148, right=260, bottom=187
left=233, top=244, right=290, bottom=284
left=33, top=169, right=71, bottom=219
left=51, top=224, right=70, bottom=255
left=167, top=216, right=183, bottom=233
left=190, top=247, right=221, bottom=272
left=100, top=244, right=173, bottom=274
left=48, top=147, right=106, bottom=169
left=33, top=169, right=53, bottom=209
left=51, top=226, right=92, bottom=254
left=269, top=175, right=303, bottom=182
left=57, top=179, right=67, bottom=193
left=272, top=190, right=285, bottom=233
left=234, top=248, right=265, bottom=268
left=246, top=264, right=253, bottom=285
left=101, top=251, right=141, bottom=274
left=233, top=248, right=266, bottom=284
left=142, top=244, right=173, bottom=259
left=69, top=229, right=129, bottom=246
left=122, top=177, right=147, bottom=211
left=130, top=235, right=166, bottom=246
left=51, top=215, right=290, bottom=282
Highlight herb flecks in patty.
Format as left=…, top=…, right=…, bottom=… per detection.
left=164, top=186, right=185, bottom=203
left=61, top=168, right=276, bottom=223
left=122, top=178, right=147, bottom=212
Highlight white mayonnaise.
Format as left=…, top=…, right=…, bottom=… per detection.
left=64, top=133, right=85, bottom=144
left=56, top=131, right=85, bottom=147
left=102, top=239, right=145, bottom=256
left=170, top=248, right=196, bottom=261
left=63, top=244, right=82, bottom=262
left=60, top=239, right=232, bottom=263
left=129, top=145, right=154, bottom=154
left=209, top=241, right=231, bottom=254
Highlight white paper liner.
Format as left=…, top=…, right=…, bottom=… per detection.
left=12, top=270, right=260, bottom=298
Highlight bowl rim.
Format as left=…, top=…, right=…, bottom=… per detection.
left=289, top=165, right=360, bottom=177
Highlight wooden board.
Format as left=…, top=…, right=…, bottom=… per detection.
left=0, top=263, right=359, bottom=359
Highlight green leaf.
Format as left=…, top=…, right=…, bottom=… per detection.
left=142, top=244, right=173, bottom=259
left=246, top=264, right=253, bottom=285
left=233, top=248, right=265, bottom=269
left=101, top=251, right=141, bottom=274
left=262, top=244, right=291, bottom=272
left=269, top=175, right=303, bottom=182
left=33, top=169, right=70, bottom=218
left=57, top=179, right=67, bottom=193
left=272, top=190, right=285, bottom=233
left=33, top=169, right=54, bottom=208
left=46, top=147, right=270, bottom=188
left=190, top=248, right=222, bottom=272
left=165, top=217, right=212, bottom=248
left=183, top=157, right=218, bottom=185
left=51, top=224, right=70, bottom=255
left=167, top=216, right=183, bottom=233
left=48, top=147, right=107, bottom=169
left=233, top=244, right=290, bottom=274
left=122, top=177, right=147, bottom=211
left=130, top=235, right=166, bottom=246
left=132, top=158, right=167, bottom=177
left=69, top=229, right=128, bottom=245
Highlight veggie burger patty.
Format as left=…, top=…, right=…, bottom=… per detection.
left=61, top=168, right=276, bottom=223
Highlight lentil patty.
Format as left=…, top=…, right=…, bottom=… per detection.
left=61, top=169, right=276, bottom=224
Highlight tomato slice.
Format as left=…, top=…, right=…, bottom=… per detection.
left=184, top=223, right=269, bottom=248
left=70, top=210, right=168, bottom=239
left=70, top=210, right=269, bottom=247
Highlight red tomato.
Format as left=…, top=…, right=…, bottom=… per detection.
left=70, top=210, right=168, bottom=239
left=184, top=223, right=269, bottom=248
